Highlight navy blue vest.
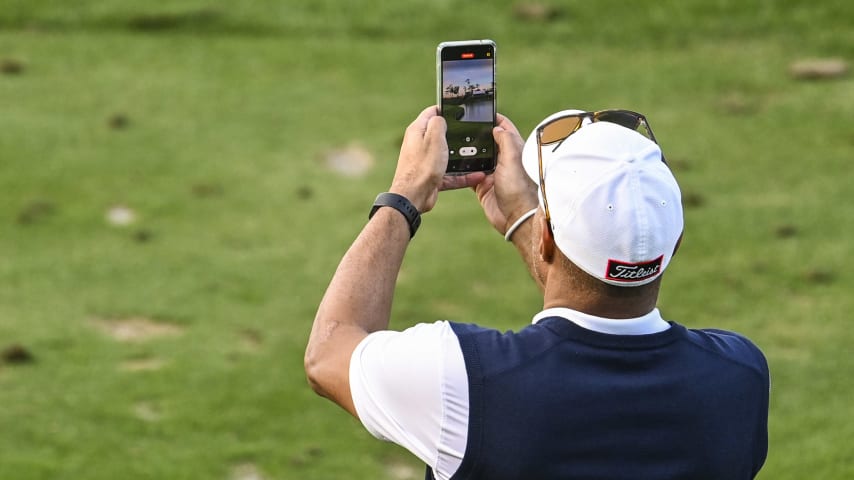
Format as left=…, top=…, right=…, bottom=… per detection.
left=426, top=317, right=769, bottom=480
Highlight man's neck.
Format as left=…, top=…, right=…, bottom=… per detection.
left=542, top=266, right=660, bottom=320
left=543, top=294, right=656, bottom=319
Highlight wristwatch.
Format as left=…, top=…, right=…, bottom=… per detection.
left=369, top=192, right=421, bottom=238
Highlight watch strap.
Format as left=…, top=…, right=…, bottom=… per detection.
left=369, top=192, right=421, bottom=238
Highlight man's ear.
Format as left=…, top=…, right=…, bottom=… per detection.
left=538, top=216, right=556, bottom=264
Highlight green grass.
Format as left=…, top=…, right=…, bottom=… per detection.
left=1, top=1, right=852, bottom=478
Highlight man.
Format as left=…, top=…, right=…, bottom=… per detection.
left=305, top=106, right=769, bottom=479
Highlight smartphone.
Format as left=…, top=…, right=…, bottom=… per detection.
left=437, top=40, right=497, bottom=174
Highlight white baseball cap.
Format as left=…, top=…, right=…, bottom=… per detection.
left=521, top=110, right=684, bottom=286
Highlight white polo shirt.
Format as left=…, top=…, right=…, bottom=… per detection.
left=349, top=308, right=671, bottom=480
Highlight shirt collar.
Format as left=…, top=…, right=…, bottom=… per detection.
left=532, top=307, right=670, bottom=335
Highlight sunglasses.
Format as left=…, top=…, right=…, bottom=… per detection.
left=535, top=109, right=663, bottom=231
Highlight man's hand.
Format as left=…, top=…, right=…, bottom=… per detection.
left=389, top=106, right=449, bottom=213
left=471, top=114, right=544, bottom=291
left=475, top=114, right=539, bottom=235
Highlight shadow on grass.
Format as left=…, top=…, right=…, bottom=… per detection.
left=0, top=7, right=278, bottom=38
left=0, top=58, right=25, bottom=75
left=0, top=7, right=398, bottom=39
left=125, top=8, right=220, bottom=32
left=16, top=200, right=55, bottom=225
left=1, top=344, right=35, bottom=365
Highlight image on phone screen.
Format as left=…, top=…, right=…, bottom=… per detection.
left=439, top=42, right=496, bottom=173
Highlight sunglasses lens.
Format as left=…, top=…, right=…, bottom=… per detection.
left=597, top=111, right=655, bottom=140
left=597, top=111, right=640, bottom=129
left=540, top=117, right=583, bottom=145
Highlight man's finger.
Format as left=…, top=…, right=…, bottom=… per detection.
left=473, top=174, right=495, bottom=199
left=493, top=126, right=524, bottom=165
left=407, top=105, right=441, bottom=136
left=441, top=172, right=487, bottom=191
left=496, top=113, right=522, bottom=137
left=492, top=126, right=513, bottom=156
left=425, top=115, right=447, bottom=148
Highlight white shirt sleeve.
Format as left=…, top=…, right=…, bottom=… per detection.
left=349, top=321, right=469, bottom=480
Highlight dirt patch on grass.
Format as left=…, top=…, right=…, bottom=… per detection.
left=105, top=205, right=137, bottom=227
left=513, top=2, right=563, bottom=22
left=93, top=317, right=184, bottom=343
left=789, top=58, right=848, bottom=81
left=231, top=463, right=264, bottom=480
left=324, top=143, right=374, bottom=178
left=718, top=92, right=760, bottom=115
left=133, top=401, right=162, bottom=422
left=384, top=457, right=419, bottom=480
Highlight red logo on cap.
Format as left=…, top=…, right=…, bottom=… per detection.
left=605, top=255, right=664, bottom=283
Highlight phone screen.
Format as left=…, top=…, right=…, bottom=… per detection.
left=438, top=41, right=496, bottom=173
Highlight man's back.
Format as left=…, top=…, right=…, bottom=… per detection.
left=436, top=317, right=769, bottom=480
left=307, top=107, right=770, bottom=480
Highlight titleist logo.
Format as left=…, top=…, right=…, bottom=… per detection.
left=606, top=255, right=664, bottom=282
